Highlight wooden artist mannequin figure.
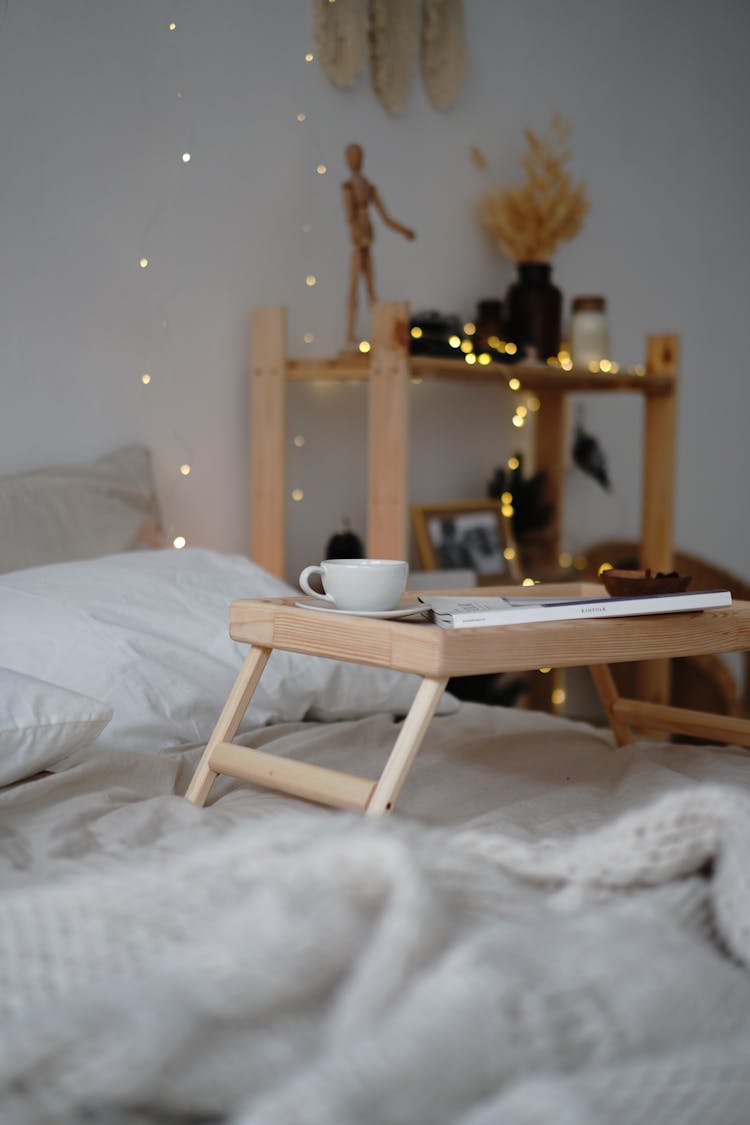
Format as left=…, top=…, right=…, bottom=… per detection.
left=342, top=143, right=415, bottom=343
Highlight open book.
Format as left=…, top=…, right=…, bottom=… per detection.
left=418, top=589, right=733, bottom=630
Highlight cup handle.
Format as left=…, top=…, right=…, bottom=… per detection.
left=298, top=565, right=335, bottom=603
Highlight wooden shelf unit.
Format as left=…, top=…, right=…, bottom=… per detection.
left=250, top=300, right=679, bottom=592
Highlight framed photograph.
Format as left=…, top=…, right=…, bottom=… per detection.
left=411, top=500, right=521, bottom=582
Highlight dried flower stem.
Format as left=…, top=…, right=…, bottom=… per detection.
left=475, top=116, right=589, bottom=263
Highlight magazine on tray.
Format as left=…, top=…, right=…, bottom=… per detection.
left=418, top=589, right=733, bottom=629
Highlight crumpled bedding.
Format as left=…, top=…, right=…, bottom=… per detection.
left=3, top=702, right=750, bottom=1124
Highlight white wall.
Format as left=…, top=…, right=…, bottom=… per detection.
left=1, top=0, right=748, bottom=583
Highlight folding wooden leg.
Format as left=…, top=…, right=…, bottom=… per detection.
left=366, top=676, right=449, bottom=816
left=186, top=656, right=447, bottom=817
left=185, top=645, right=272, bottom=806
left=588, top=663, right=635, bottom=746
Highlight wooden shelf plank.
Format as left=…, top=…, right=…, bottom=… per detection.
left=287, top=354, right=674, bottom=394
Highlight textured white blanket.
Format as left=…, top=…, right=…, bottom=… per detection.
left=2, top=707, right=750, bottom=1124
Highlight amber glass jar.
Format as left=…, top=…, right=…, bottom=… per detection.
left=506, top=262, right=562, bottom=360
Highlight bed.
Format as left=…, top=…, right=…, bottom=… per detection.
left=2, top=447, right=750, bottom=1124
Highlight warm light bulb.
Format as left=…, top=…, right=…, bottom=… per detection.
left=599, top=358, right=612, bottom=372
left=528, top=395, right=541, bottom=411
left=139, top=258, right=149, bottom=269
left=179, top=464, right=191, bottom=476
left=168, top=21, right=176, bottom=30
left=293, top=435, right=305, bottom=447
left=508, top=377, right=521, bottom=391
left=516, top=405, right=528, bottom=418
left=464, top=352, right=477, bottom=365
left=505, top=342, right=517, bottom=355
left=358, top=340, right=371, bottom=353
left=141, top=373, right=151, bottom=385
left=291, top=488, right=304, bottom=501
left=478, top=353, right=491, bottom=365
left=303, top=332, right=315, bottom=343
left=460, top=339, right=473, bottom=354
left=297, top=113, right=306, bottom=122
left=173, top=536, right=186, bottom=550
left=448, top=335, right=461, bottom=348
left=503, top=547, right=516, bottom=561
left=522, top=577, right=536, bottom=587
left=181, top=152, right=191, bottom=163
left=597, top=562, right=614, bottom=576
left=501, top=504, right=514, bottom=517
left=508, top=457, right=520, bottom=470
left=316, top=164, right=327, bottom=175
left=410, top=326, right=423, bottom=339
left=501, top=491, right=513, bottom=504
left=305, top=275, right=316, bottom=287
left=463, top=322, right=476, bottom=335
left=512, top=415, right=524, bottom=427
left=558, top=552, right=573, bottom=568
left=551, top=688, right=566, bottom=707
left=305, top=52, right=314, bottom=61
left=539, top=667, right=551, bottom=674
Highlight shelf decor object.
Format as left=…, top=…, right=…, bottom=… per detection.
left=472, top=117, right=589, bottom=359
left=506, top=262, right=562, bottom=361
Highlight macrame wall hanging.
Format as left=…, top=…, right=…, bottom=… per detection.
left=313, top=0, right=467, bottom=114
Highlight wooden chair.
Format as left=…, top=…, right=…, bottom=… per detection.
left=582, top=541, right=750, bottom=718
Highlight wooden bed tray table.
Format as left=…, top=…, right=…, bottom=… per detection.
left=185, top=583, right=750, bottom=816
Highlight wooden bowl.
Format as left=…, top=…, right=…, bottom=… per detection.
left=601, top=568, right=692, bottom=597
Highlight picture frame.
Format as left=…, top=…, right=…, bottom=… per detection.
left=411, top=499, right=522, bottom=582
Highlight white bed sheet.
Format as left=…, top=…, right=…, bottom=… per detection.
left=3, top=698, right=750, bottom=1124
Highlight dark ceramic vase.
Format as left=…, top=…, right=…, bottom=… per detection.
left=506, top=262, right=562, bottom=360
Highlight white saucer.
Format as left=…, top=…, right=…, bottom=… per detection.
left=294, top=599, right=428, bottom=620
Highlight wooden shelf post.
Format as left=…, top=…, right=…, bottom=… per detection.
left=641, top=334, right=679, bottom=572
left=636, top=332, right=679, bottom=705
left=532, top=389, right=567, bottom=567
left=367, top=301, right=411, bottom=560
left=250, top=306, right=286, bottom=577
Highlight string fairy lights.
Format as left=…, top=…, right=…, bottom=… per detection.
left=131, top=12, right=203, bottom=551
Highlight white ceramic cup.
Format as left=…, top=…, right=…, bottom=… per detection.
left=298, top=558, right=409, bottom=612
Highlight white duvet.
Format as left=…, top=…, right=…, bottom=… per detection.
left=2, top=550, right=750, bottom=1123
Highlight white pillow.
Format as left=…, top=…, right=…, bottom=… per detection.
left=0, top=445, right=162, bottom=574
left=0, top=668, right=112, bottom=785
left=0, top=548, right=454, bottom=756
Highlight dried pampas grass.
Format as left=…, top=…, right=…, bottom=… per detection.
left=370, top=0, right=421, bottom=114
left=313, top=0, right=368, bottom=90
left=421, top=0, right=467, bottom=111
left=476, top=116, right=590, bottom=263
left=313, top=0, right=468, bottom=113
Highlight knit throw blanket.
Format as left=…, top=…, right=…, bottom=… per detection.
left=2, top=783, right=750, bottom=1124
